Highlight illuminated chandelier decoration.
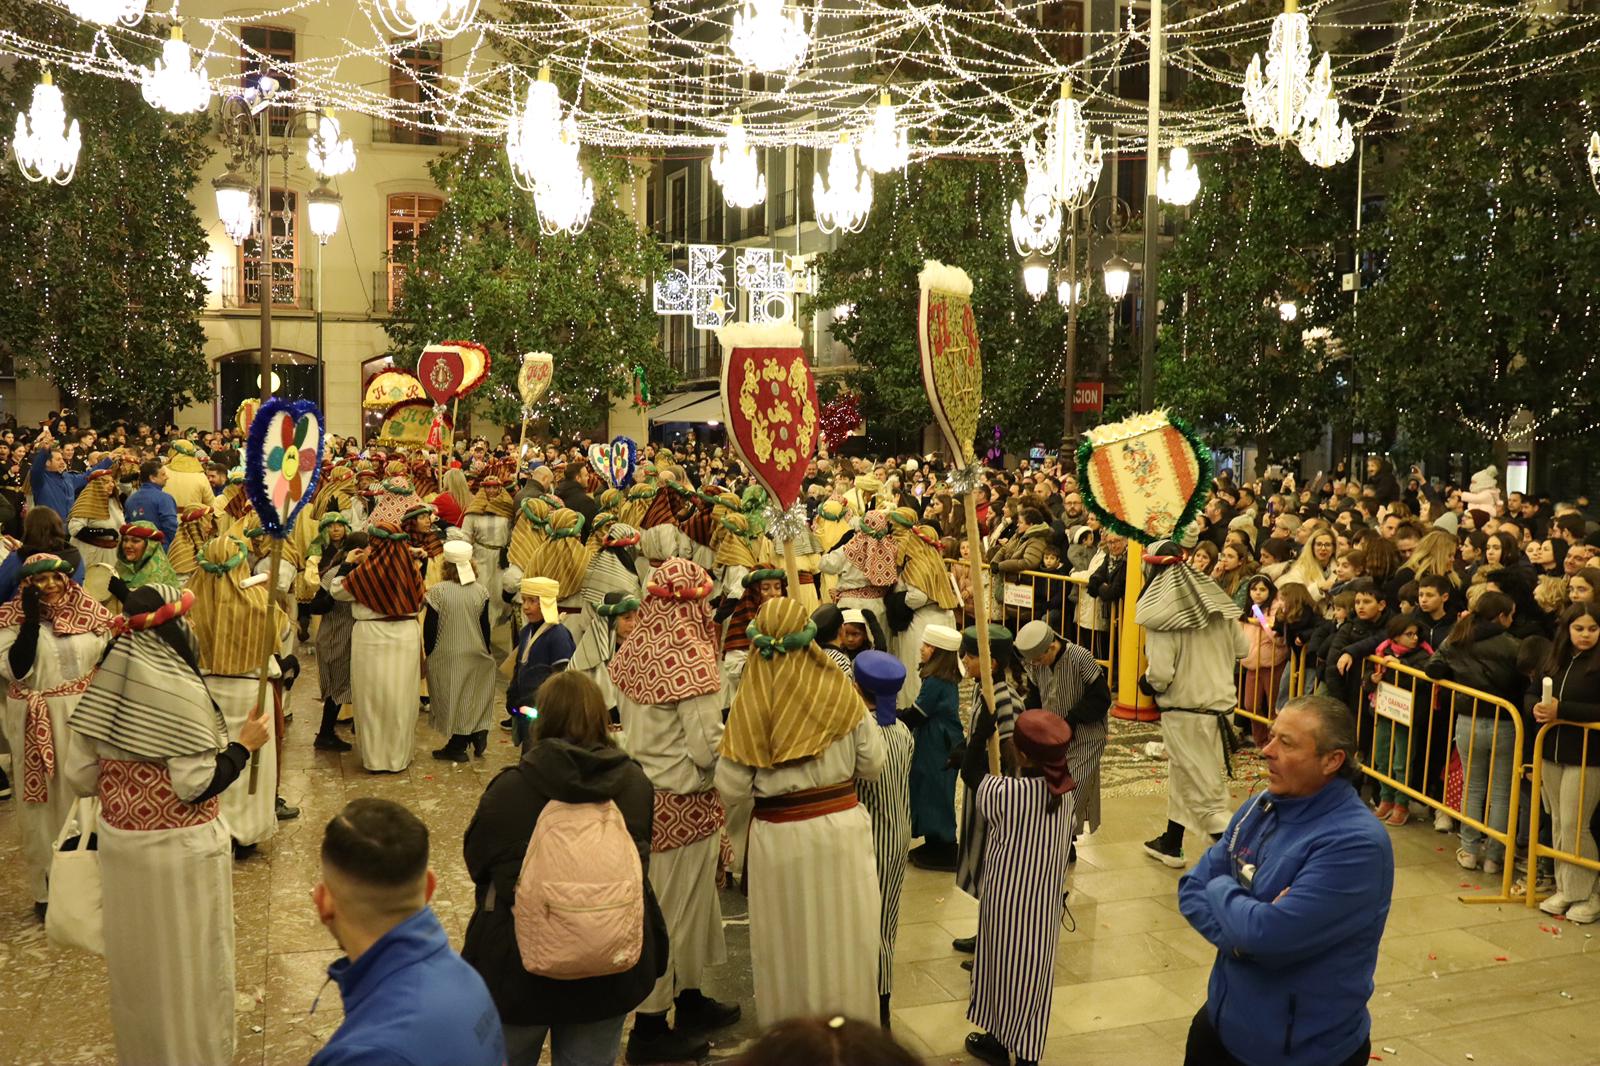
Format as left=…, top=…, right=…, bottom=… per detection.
left=729, top=0, right=810, bottom=74
left=1298, top=93, right=1354, bottom=168
left=1156, top=145, right=1200, bottom=205
left=12, top=72, right=81, bottom=185
left=506, top=65, right=594, bottom=236
left=1588, top=131, right=1599, bottom=194
left=62, top=0, right=146, bottom=27
left=858, top=89, right=909, bottom=175
left=710, top=110, right=767, bottom=209
left=1009, top=141, right=1061, bottom=257
left=140, top=26, right=211, bottom=115
left=813, top=133, right=872, bottom=234
left=1242, top=0, right=1332, bottom=145
left=372, top=0, right=480, bottom=40
left=306, top=109, right=357, bottom=177
left=1041, top=80, right=1103, bottom=211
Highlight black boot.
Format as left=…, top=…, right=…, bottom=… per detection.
left=674, top=988, right=741, bottom=1031
left=965, top=1032, right=1010, bottom=1066
left=315, top=698, right=352, bottom=752
left=470, top=730, right=488, bottom=757
left=625, top=1011, right=709, bottom=1065
left=909, top=839, right=958, bottom=871
left=432, top=735, right=470, bottom=763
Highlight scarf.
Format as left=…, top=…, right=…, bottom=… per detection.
left=368, top=479, right=428, bottom=528
left=535, top=508, right=592, bottom=599
left=610, top=557, right=722, bottom=705
left=188, top=536, right=284, bottom=675
left=467, top=481, right=516, bottom=518
left=900, top=524, right=959, bottom=609
left=344, top=523, right=427, bottom=616
left=167, top=507, right=216, bottom=578
left=310, top=465, right=355, bottom=520
left=1136, top=539, right=1242, bottom=632
left=843, top=511, right=898, bottom=587
left=67, top=469, right=116, bottom=523
left=70, top=587, right=227, bottom=759
left=813, top=495, right=854, bottom=552
left=714, top=513, right=759, bottom=569
left=0, top=555, right=114, bottom=635
left=116, top=523, right=181, bottom=591
left=722, top=598, right=866, bottom=769
left=507, top=496, right=552, bottom=574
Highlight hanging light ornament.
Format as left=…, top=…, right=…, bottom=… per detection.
left=506, top=64, right=564, bottom=194
left=62, top=0, right=146, bottom=26
left=1587, top=131, right=1599, bottom=193
left=372, top=0, right=480, bottom=40
left=12, top=72, right=81, bottom=185
left=1242, top=0, right=1331, bottom=145
left=531, top=121, right=595, bottom=236
left=1102, top=253, right=1132, bottom=301
left=140, top=25, right=211, bottom=115
left=710, top=110, right=766, bottom=209
left=1009, top=141, right=1061, bottom=257
left=858, top=89, right=909, bottom=175
left=814, top=133, right=872, bottom=235
left=1021, top=253, right=1051, bottom=301
left=1298, top=93, right=1354, bottom=168
left=729, top=0, right=810, bottom=73
left=306, top=109, right=357, bottom=177
left=1056, top=271, right=1083, bottom=308
left=1041, top=81, right=1103, bottom=210
left=1156, top=144, right=1200, bottom=205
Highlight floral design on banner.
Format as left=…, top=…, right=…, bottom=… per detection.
left=717, top=324, right=818, bottom=512
left=1075, top=410, right=1212, bottom=544
left=245, top=398, right=326, bottom=537
left=917, top=260, right=982, bottom=467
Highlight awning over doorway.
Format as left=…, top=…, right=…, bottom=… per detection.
left=646, top=389, right=723, bottom=424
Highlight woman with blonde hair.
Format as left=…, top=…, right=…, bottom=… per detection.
left=1278, top=527, right=1337, bottom=602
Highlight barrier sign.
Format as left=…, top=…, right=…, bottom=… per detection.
left=1374, top=681, right=1414, bottom=727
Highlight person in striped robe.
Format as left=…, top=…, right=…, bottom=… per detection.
left=853, top=650, right=914, bottom=1027
left=965, top=711, right=1076, bottom=1066
left=1015, top=619, right=1112, bottom=860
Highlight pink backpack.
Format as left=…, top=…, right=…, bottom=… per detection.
left=512, top=799, right=644, bottom=979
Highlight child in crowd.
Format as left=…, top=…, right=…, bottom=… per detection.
left=1308, top=590, right=1356, bottom=685
left=1331, top=549, right=1366, bottom=596
left=1238, top=574, right=1287, bottom=747
left=905, top=625, right=964, bottom=872
left=1034, top=544, right=1070, bottom=633
left=1324, top=579, right=1391, bottom=708
left=1395, top=580, right=1419, bottom=619
left=1369, top=614, right=1435, bottom=826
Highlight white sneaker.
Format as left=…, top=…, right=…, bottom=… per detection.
left=1540, top=892, right=1573, bottom=916
left=1564, top=897, right=1600, bottom=924
left=1483, top=858, right=1502, bottom=875
left=1434, top=810, right=1453, bottom=832
left=1455, top=847, right=1480, bottom=871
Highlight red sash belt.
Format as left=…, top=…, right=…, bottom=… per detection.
left=98, top=758, right=219, bottom=831
left=753, top=781, right=859, bottom=824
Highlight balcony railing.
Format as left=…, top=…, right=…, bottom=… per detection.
left=371, top=115, right=469, bottom=147
left=219, top=265, right=314, bottom=310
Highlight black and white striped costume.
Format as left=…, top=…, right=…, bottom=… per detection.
left=856, top=719, right=913, bottom=995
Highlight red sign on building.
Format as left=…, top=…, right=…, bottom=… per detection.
left=1071, top=381, right=1104, bottom=413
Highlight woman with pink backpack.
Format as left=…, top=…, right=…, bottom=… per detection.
left=462, top=671, right=669, bottom=1066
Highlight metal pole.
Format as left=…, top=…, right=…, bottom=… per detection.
left=259, top=110, right=274, bottom=404
left=316, top=239, right=324, bottom=410
left=1062, top=211, right=1081, bottom=449
left=1138, top=0, right=1162, bottom=410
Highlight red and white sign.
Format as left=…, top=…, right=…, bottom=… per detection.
left=1071, top=381, right=1104, bottom=413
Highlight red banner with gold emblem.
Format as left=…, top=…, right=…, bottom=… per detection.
left=717, top=324, right=818, bottom=512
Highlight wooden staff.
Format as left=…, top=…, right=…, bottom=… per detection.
left=781, top=536, right=801, bottom=596
left=962, top=490, right=1002, bottom=775
left=246, top=537, right=285, bottom=794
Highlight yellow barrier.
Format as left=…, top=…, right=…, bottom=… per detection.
left=1526, top=719, right=1600, bottom=911
left=1232, top=643, right=1309, bottom=738
left=944, top=559, right=1120, bottom=686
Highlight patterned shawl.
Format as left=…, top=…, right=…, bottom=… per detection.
left=368, top=478, right=427, bottom=528
left=1136, top=539, right=1242, bottom=632
left=343, top=523, right=427, bottom=616
left=71, top=586, right=227, bottom=759
left=0, top=555, right=114, bottom=635
left=534, top=508, right=591, bottom=599
left=843, top=511, right=898, bottom=587
left=610, top=557, right=722, bottom=706
left=310, top=464, right=356, bottom=520
left=722, top=597, right=866, bottom=769
left=901, top=524, right=959, bottom=609
left=188, top=536, right=284, bottom=675
left=116, top=522, right=181, bottom=591
left=67, top=469, right=116, bottom=524
left=507, top=496, right=553, bottom=573
left=467, top=479, right=516, bottom=518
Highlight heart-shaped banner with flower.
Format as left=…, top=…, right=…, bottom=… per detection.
left=245, top=399, right=326, bottom=537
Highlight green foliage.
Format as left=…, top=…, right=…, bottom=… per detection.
left=1154, top=145, right=1350, bottom=470
left=813, top=158, right=1109, bottom=452
left=384, top=144, right=675, bottom=436
left=1343, top=18, right=1600, bottom=451
left=0, top=1, right=213, bottom=422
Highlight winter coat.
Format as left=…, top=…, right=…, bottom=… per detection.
left=1423, top=621, right=1524, bottom=709
left=1322, top=612, right=1390, bottom=702
left=462, top=738, right=668, bottom=1026
left=1538, top=648, right=1600, bottom=765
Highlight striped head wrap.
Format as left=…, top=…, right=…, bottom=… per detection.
left=507, top=496, right=552, bottom=573
left=67, top=468, right=115, bottom=523
left=467, top=478, right=516, bottom=518
left=722, top=597, right=866, bottom=769
left=534, top=508, right=591, bottom=599
left=899, top=523, right=959, bottom=610
left=343, top=522, right=427, bottom=616
left=714, top=513, right=759, bottom=569
left=188, top=536, right=285, bottom=675
left=1136, top=539, right=1241, bottom=632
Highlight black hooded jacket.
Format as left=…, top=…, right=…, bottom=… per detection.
left=462, top=738, right=667, bottom=1025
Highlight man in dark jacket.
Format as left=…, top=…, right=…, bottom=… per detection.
left=123, top=459, right=179, bottom=546
left=309, top=799, right=504, bottom=1066
left=28, top=435, right=112, bottom=519
left=555, top=466, right=600, bottom=527
left=1179, top=695, right=1393, bottom=1066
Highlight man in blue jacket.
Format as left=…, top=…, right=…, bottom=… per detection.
left=122, top=459, right=179, bottom=546
left=28, top=433, right=112, bottom=519
left=1177, top=695, right=1393, bottom=1066
left=310, top=799, right=505, bottom=1066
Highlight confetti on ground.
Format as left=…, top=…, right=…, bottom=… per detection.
left=1494, top=955, right=1509, bottom=962
left=1383, top=1047, right=1399, bottom=1055
left=1561, top=992, right=1574, bottom=999
left=1427, top=952, right=1438, bottom=960
left=1467, top=1054, right=1476, bottom=1061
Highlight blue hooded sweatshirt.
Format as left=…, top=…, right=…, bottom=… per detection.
left=1177, top=778, right=1393, bottom=1066
left=309, top=907, right=506, bottom=1066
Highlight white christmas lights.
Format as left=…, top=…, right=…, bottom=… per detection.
left=1588, top=131, right=1599, bottom=193
left=306, top=110, right=357, bottom=178
left=729, top=0, right=810, bottom=74
left=814, top=133, right=872, bottom=235
left=1298, top=92, right=1354, bottom=168
left=1242, top=0, right=1327, bottom=144
left=858, top=90, right=909, bottom=175
left=12, top=72, right=81, bottom=185
left=1009, top=141, right=1062, bottom=257
left=372, top=0, right=480, bottom=41
left=710, top=110, right=766, bottom=209
left=1157, top=144, right=1200, bottom=205
left=1041, top=81, right=1104, bottom=211
left=140, top=26, right=211, bottom=115
left=61, top=0, right=146, bottom=27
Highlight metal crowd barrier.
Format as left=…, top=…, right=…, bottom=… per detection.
left=1232, top=643, right=1310, bottom=740
left=1526, top=720, right=1600, bottom=910
left=944, top=559, right=1119, bottom=686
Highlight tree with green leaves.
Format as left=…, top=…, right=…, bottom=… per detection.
left=0, top=1, right=213, bottom=424
left=384, top=144, right=674, bottom=436
left=813, top=158, right=1109, bottom=452
left=1153, top=144, right=1350, bottom=473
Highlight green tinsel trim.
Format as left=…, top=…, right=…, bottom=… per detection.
left=1074, top=414, right=1214, bottom=545
left=747, top=619, right=818, bottom=659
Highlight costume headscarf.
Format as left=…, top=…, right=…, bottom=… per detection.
left=310, top=511, right=351, bottom=560
left=167, top=505, right=216, bottom=578
left=188, top=536, right=284, bottom=675
left=343, top=522, right=427, bottom=616
left=843, top=510, right=898, bottom=587
left=0, top=554, right=114, bottom=635
left=899, top=524, right=959, bottom=609
left=639, top=523, right=683, bottom=565
left=1015, top=709, right=1075, bottom=796
left=610, top=557, right=721, bottom=706
left=71, top=586, right=227, bottom=759
left=67, top=468, right=116, bottom=524
left=507, top=495, right=553, bottom=573
left=714, top=512, right=760, bottom=569
left=115, top=522, right=181, bottom=591
left=722, top=597, right=866, bottom=768
left=813, top=495, right=853, bottom=553
left=167, top=439, right=203, bottom=474
left=1136, top=538, right=1241, bottom=631
left=368, top=478, right=427, bottom=528
left=582, top=522, right=641, bottom=606
left=535, top=508, right=591, bottom=599
left=467, top=476, right=516, bottom=518
left=572, top=590, right=641, bottom=672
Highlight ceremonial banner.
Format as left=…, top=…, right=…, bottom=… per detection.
left=417, top=346, right=466, bottom=406
left=234, top=398, right=260, bottom=437
left=245, top=398, right=326, bottom=537
left=917, top=261, right=982, bottom=467
left=443, top=340, right=492, bottom=397
left=362, top=369, right=426, bottom=411
left=589, top=436, right=638, bottom=490
left=379, top=399, right=451, bottom=446
left=715, top=322, right=818, bottom=512
left=518, top=351, right=554, bottom=405
left=1076, top=410, right=1210, bottom=543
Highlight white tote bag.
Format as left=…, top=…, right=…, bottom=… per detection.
left=46, top=797, right=105, bottom=956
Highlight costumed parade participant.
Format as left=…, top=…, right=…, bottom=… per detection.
left=164, top=439, right=216, bottom=511
left=717, top=596, right=884, bottom=1028
left=67, top=585, right=268, bottom=1066
left=905, top=623, right=964, bottom=871
left=611, top=557, right=739, bottom=1065
left=188, top=534, right=289, bottom=853
left=464, top=474, right=516, bottom=630
left=65, top=465, right=124, bottom=573
left=424, top=540, right=497, bottom=762
left=111, top=521, right=181, bottom=596
left=304, top=514, right=356, bottom=752
left=852, top=649, right=914, bottom=1026
left=579, top=518, right=642, bottom=607
left=954, top=625, right=1020, bottom=903
left=330, top=521, right=427, bottom=773
left=568, top=589, right=641, bottom=732
left=534, top=507, right=591, bottom=623
left=890, top=519, right=960, bottom=710
left=821, top=510, right=898, bottom=642
left=166, top=505, right=217, bottom=583
left=717, top=566, right=787, bottom=700
left=0, top=554, right=114, bottom=914
left=506, top=576, right=576, bottom=747
left=811, top=603, right=855, bottom=675
left=1015, top=619, right=1111, bottom=855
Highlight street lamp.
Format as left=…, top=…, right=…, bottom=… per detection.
left=1022, top=253, right=1051, bottom=300
left=1103, top=254, right=1132, bottom=301
left=211, top=166, right=255, bottom=244
left=1056, top=270, right=1083, bottom=308
left=307, top=184, right=342, bottom=245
